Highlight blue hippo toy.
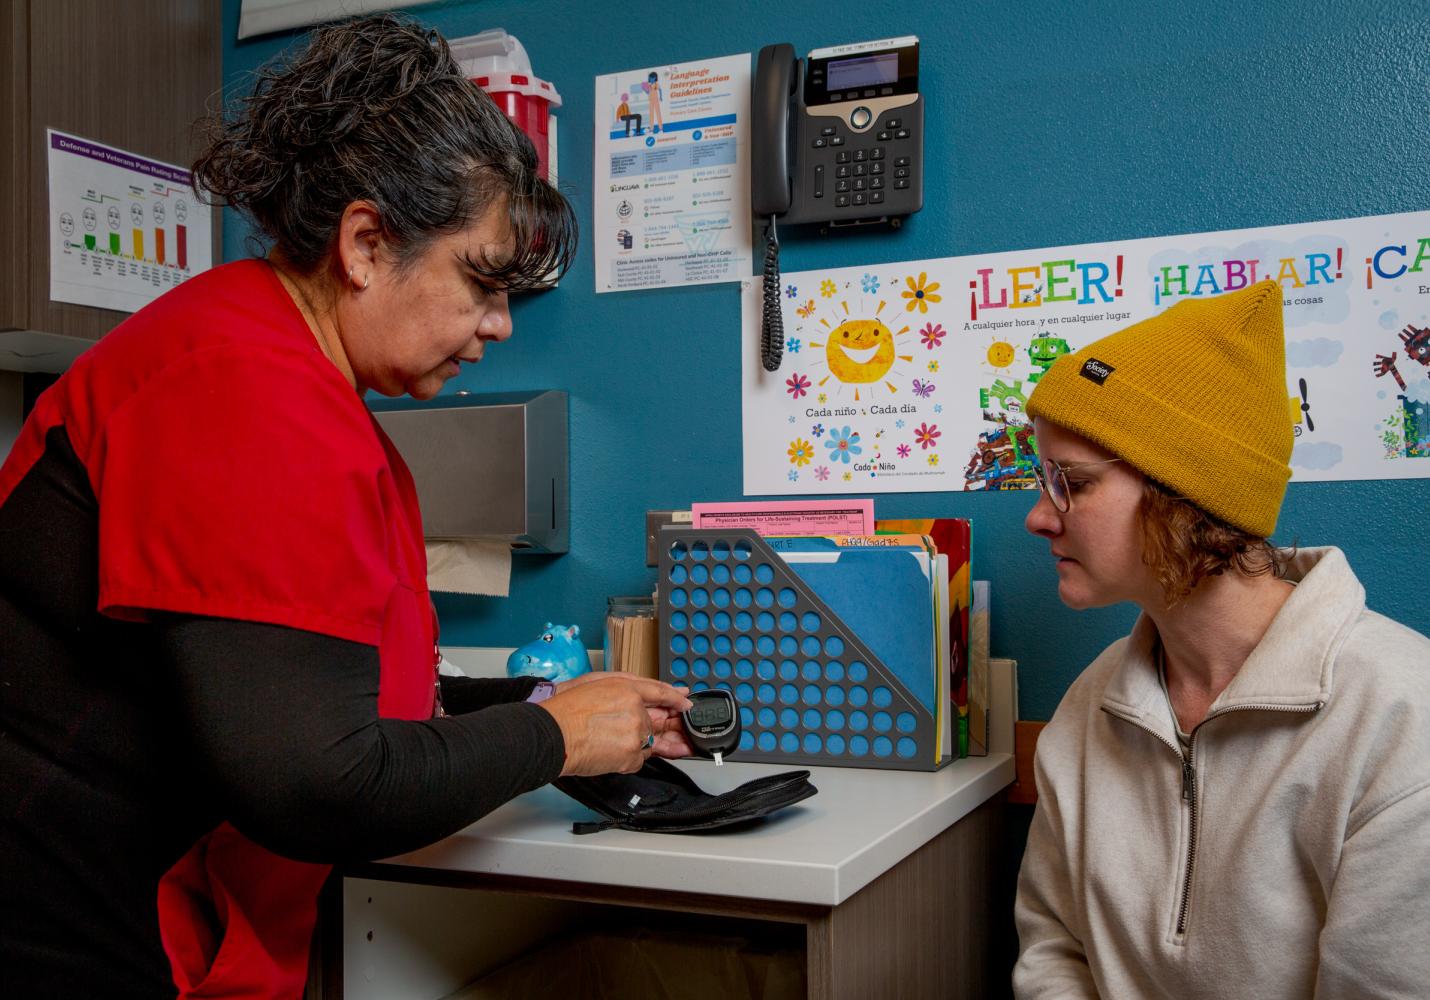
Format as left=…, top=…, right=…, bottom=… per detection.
left=506, top=623, right=592, bottom=683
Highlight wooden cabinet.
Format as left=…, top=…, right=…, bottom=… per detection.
left=0, top=0, right=221, bottom=367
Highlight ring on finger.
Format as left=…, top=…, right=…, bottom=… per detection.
left=643, top=731, right=655, bottom=749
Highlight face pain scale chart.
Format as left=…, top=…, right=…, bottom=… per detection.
left=47, top=130, right=213, bottom=313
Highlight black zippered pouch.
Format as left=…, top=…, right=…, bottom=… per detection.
left=554, top=757, right=817, bottom=835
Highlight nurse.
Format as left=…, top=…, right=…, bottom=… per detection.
left=0, top=14, right=691, bottom=999
left=1012, top=280, right=1430, bottom=997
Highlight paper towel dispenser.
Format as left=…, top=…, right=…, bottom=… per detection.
left=368, top=390, right=568, bottom=553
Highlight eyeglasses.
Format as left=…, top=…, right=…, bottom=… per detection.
left=1031, top=456, right=1125, bottom=513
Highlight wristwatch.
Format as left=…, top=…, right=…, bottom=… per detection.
left=526, top=679, right=557, bottom=703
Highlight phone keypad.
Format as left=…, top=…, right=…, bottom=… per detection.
left=803, top=101, right=920, bottom=219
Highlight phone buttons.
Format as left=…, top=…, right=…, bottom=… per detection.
left=870, top=147, right=885, bottom=161
left=853, top=163, right=867, bottom=176
left=870, top=191, right=884, bottom=204
left=853, top=149, right=868, bottom=162
left=849, top=106, right=874, bottom=129
left=836, top=165, right=850, bottom=178
left=853, top=192, right=868, bottom=206
left=870, top=162, right=884, bottom=175
left=829, top=136, right=845, bottom=146
left=812, top=137, right=827, bottom=148
left=895, top=128, right=911, bottom=140
left=835, top=194, right=850, bottom=207
left=870, top=177, right=884, bottom=190
left=814, top=165, right=825, bottom=199
left=894, top=167, right=910, bottom=179
left=876, top=130, right=892, bottom=142
left=835, top=179, right=851, bottom=193
left=835, top=150, right=851, bottom=164
left=894, top=155, right=910, bottom=167
left=894, top=179, right=910, bottom=190
left=820, top=126, right=837, bottom=136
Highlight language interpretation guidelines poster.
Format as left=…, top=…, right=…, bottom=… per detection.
left=594, top=53, right=751, bottom=293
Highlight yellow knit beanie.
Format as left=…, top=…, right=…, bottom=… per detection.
left=1024, top=279, right=1292, bottom=538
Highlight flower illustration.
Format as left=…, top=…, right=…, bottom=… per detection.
left=897, top=443, right=911, bottom=458
left=787, top=438, right=814, bottom=466
left=901, top=272, right=943, bottom=313
left=824, top=426, right=863, bottom=464
left=788, top=469, right=800, bottom=482
left=811, top=423, right=825, bottom=437
left=814, top=465, right=831, bottom=481
left=895, top=419, right=905, bottom=429
left=817, top=393, right=827, bottom=404
left=820, top=279, right=837, bottom=298
left=914, top=422, right=941, bottom=450
left=796, top=299, right=816, bottom=318
left=861, top=273, right=880, bottom=294
left=785, top=373, right=811, bottom=399
left=788, top=415, right=796, bottom=423
left=933, top=403, right=943, bottom=414
left=785, top=284, right=797, bottom=299
left=788, top=338, right=802, bottom=353
left=842, top=471, right=853, bottom=482
left=928, top=360, right=940, bottom=373
left=928, top=453, right=940, bottom=467
left=919, top=323, right=946, bottom=349
left=911, top=378, right=935, bottom=398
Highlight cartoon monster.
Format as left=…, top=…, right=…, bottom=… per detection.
left=1400, top=325, right=1430, bottom=368
left=1027, top=334, right=1072, bottom=383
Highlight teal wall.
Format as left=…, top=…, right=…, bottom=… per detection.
left=222, top=0, right=1430, bottom=721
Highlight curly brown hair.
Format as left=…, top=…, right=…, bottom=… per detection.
left=1139, top=476, right=1291, bottom=605
left=192, top=13, right=575, bottom=289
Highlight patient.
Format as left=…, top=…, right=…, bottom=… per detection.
left=1012, top=280, right=1430, bottom=998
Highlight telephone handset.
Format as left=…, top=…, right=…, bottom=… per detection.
left=752, top=36, right=923, bottom=371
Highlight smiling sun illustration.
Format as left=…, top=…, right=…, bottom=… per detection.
left=987, top=340, right=1016, bottom=368
left=802, top=293, right=917, bottom=401
left=826, top=319, right=895, bottom=383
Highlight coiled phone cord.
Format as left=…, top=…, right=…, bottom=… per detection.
left=760, top=216, right=783, bottom=372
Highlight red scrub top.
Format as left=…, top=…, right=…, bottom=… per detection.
left=0, top=259, right=436, bottom=997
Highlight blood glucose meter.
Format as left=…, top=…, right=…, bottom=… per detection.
left=681, top=689, right=741, bottom=766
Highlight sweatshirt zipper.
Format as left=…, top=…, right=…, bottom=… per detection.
left=1102, top=700, right=1323, bottom=938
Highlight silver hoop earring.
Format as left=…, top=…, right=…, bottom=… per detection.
left=347, top=265, right=370, bottom=291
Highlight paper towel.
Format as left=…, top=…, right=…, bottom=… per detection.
left=425, top=539, right=511, bottom=597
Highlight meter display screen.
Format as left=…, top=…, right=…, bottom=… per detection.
left=688, top=699, right=733, bottom=730
left=826, top=52, right=899, bottom=90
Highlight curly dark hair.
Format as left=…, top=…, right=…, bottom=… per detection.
left=193, top=13, right=575, bottom=290
left=1139, top=477, right=1291, bottom=605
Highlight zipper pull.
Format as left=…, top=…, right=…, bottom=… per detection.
left=1181, top=758, right=1196, bottom=802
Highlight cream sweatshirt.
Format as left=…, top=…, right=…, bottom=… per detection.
left=1014, top=547, right=1430, bottom=999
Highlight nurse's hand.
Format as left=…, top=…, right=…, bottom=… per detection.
left=539, top=674, right=694, bottom=776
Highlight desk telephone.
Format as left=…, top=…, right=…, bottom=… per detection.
left=752, top=36, right=923, bottom=371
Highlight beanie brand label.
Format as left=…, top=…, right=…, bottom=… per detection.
left=1080, top=358, right=1115, bottom=385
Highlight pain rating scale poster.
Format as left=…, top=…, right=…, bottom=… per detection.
left=47, top=130, right=213, bottom=313
left=742, top=209, right=1430, bottom=496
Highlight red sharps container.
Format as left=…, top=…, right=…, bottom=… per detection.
left=451, top=29, right=563, bottom=183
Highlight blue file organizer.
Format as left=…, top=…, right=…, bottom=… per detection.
left=657, top=528, right=949, bottom=772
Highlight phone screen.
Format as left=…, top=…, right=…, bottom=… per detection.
left=826, top=52, right=899, bottom=90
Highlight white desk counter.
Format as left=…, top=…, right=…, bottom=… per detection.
left=327, top=755, right=1014, bottom=999
left=376, top=754, right=1013, bottom=907
left=320, top=651, right=1020, bottom=999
